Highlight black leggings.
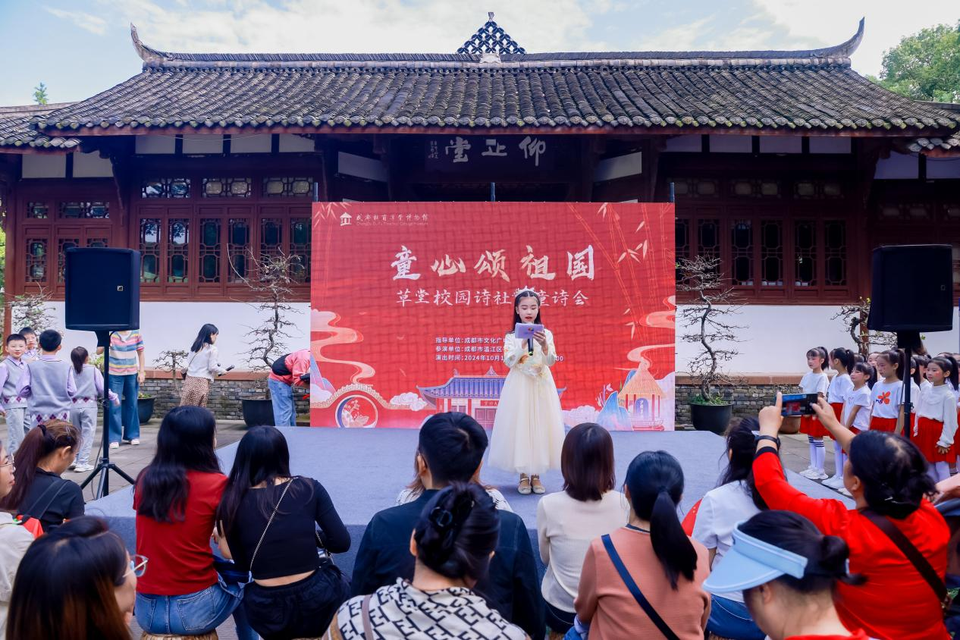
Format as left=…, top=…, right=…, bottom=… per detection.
left=243, top=565, right=350, bottom=640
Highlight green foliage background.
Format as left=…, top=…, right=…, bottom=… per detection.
left=872, top=21, right=960, bottom=103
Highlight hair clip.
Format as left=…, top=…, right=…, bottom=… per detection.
left=430, top=507, right=454, bottom=530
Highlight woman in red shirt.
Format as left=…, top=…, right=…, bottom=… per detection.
left=704, top=510, right=869, bottom=640
left=134, top=406, right=255, bottom=639
left=753, top=394, right=949, bottom=640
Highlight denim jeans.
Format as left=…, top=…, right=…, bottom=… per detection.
left=269, top=378, right=295, bottom=426
left=706, top=595, right=765, bottom=640
left=135, top=575, right=257, bottom=639
left=108, top=373, right=139, bottom=442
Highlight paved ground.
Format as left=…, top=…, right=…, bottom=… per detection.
left=71, top=418, right=249, bottom=502
left=95, top=425, right=830, bottom=640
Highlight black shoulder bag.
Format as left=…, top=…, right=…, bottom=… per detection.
left=601, top=534, right=681, bottom=640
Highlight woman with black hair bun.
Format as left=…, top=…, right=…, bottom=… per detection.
left=575, top=451, right=710, bottom=640
left=754, top=394, right=950, bottom=640
left=704, top=510, right=868, bottom=640
left=325, top=483, right=526, bottom=639
left=692, top=419, right=766, bottom=640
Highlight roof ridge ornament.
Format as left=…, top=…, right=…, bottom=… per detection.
left=130, top=23, right=166, bottom=66
left=457, top=12, right=526, bottom=56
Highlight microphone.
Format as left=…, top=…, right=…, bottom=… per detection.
left=528, top=338, right=534, bottom=356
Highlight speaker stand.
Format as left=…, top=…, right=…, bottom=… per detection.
left=80, top=330, right=136, bottom=499
left=897, top=331, right=922, bottom=437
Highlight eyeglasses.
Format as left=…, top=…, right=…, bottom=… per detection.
left=0, top=457, right=12, bottom=470
left=126, top=554, right=148, bottom=578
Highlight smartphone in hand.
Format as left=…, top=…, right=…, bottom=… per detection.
left=781, top=393, right=818, bottom=417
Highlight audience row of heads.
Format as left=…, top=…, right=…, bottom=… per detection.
left=807, top=345, right=960, bottom=389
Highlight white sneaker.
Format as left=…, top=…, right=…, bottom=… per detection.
left=799, top=468, right=821, bottom=479
left=815, top=470, right=829, bottom=480
left=838, top=487, right=853, bottom=497
left=109, top=442, right=119, bottom=450
left=823, top=475, right=844, bottom=488
left=128, top=439, right=140, bottom=446
left=74, top=463, right=94, bottom=473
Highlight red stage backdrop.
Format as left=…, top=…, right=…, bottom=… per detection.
left=310, top=202, right=675, bottom=430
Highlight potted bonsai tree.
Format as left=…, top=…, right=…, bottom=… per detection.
left=678, top=256, right=742, bottom=434
left=233, top=250, right=301, bottom=427
left=148, top=349, right=189, bottom=424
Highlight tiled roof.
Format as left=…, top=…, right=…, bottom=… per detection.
left=30, top=21, right=958, bottom=138
left=0, top=103, right=80, bottom=149
left=419, top=374, right=506, bottom=401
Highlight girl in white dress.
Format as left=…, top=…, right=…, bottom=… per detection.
left=488, top=290, right=565, bottom=495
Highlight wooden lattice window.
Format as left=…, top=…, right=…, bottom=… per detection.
left=761, top=221, right=783, bottom=287
left=25, top=238, right=48, bottom=283
left=227, top=219, right=250, bottom=282
left=26, top=202, right=49, bottom=219
left=263, top=177, right=314, bottom=198
left=289, top=218, right=311, bottom=283
left=260, top=218, right=282, bottom=260
left=60, top=201, right=109, bottom=219
left=142, top=178, right=191, bottom=199
left=824, top=221, right=847, bottom=286
left=675, top=219, right=690, bottom=282
left=795, top=220, right=817, bottom=287
left=57, top=237, right=80, bottom=284
left=140, top=219, right=161, bottom=283
left=198, top=219, right=221, bottom=283
left=202, top=177, right=252, bottom=198
left=87, top=236, right=109, bottom=249
left=167, top=219, right=190, bottom=283
left=697, top=219, right=720, bottom=266
left=730, top=220, right=753, bottom=286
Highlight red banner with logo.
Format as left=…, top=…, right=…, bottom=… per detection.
left=310, top=202, right=675, bottom=429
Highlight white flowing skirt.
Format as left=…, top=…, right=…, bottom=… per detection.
left=488, top=366, right=565, bottom=475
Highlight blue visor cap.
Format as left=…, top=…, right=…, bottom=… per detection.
left=703, top=526, right=808, bottom=595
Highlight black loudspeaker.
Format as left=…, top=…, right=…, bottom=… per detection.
left=867, top=244, right=954, bottom=332
left=65, top=248, right=141, bottom=331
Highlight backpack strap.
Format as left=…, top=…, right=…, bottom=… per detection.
left=601, top=534, right=681, bottom=640
left=862, top=508, right=949, bottom=611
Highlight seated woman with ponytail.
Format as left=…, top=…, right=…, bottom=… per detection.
left=0, top=419, right=83, bottom=532
left=325, top=482, right=527, bottom=640
left=575, top=450, right=710, bottom=640
left=704, top=510, right=869, bottom=640
left=754, top=393, right=949, bottom=640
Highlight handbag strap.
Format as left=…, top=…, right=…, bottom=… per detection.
left=862, top=508, right=949, bottom=609
left=249, top=480, right=293, bottom=570
left=361, top=594, right=374, bottom=640
left=601, top=534, right=681, bottom=640
left=23, top=479, right=67, bottom=521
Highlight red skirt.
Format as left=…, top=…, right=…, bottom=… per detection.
left=914, top=416, right=954, bottom=463
left=870, top=416, right=898, bottom=433
left=831, top=402, right=844, bottom=421
left=800, top=414, right=827, bottom=438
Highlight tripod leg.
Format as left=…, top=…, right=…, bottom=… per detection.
left=108, top=464, right=137, bottom=486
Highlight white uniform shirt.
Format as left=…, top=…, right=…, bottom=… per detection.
left=828, top=373, right=853, bottom=404
left=842, top=385, right=872, bottom=432
left=800, top=371, right=829, bottom=396
left=871, top=379, right=903, bottom=420
left=916, top=383, right=960, bottom=448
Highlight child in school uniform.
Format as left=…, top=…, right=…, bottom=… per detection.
left=17, top=328, right=39, bottom=363
left=16, top=330, right=77, bottom=427
left=915, top=356, right=959, bottom=482
left=800, top=347, right=830, bottom=480
left=0, top=334, right=28, bottom=454
left=823, top=349, right=855, bottom=488
left=870, top=350, right=904, bottom=433
left=69, top=347, right=118, bottom=474
left=824, top=362, right=873, bottom=492
left=918, top=355, right=933, bottom=395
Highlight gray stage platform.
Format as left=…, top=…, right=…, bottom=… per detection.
left=86, top=428, right=850, bottom=575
